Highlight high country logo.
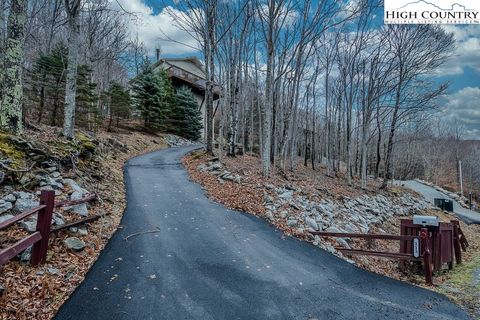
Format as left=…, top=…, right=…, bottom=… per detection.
left=384, top=0, right=480, bottom=24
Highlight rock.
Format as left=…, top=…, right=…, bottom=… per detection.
left=77, top=226, right=88, bottom=236
left=264, top=184, right=275, bottom=190
left=265, top=205, right=275, bottom=212
left=266, top=211, right=274, bottom=221
left=0, top=284, right=4, bottom=296
left=305, top=217, right=319, bottom=231
left=325, top=226, right=343, bottom=233
left=19, top=174, right=40, bottom=189
left=14, top=191, right=33, bottom=199
left=15, top=197, right=38, bottom=212
left=64, top=179, right=87, bottom=194
left=325, top=243, right=336, bottom=254
left=47, top=267, right=60, bottom=275
left=0, top=171, right=4, bottom=185
left=290, top=203, right=301, bottom=210
left=264, top=194, right=273, bottom=204
left=336, top=238, right=351, bottom=249
left=279, top=210, right=289, bottom=219
left=205, top=162, right=222, bottom=172
left=0, top=214, right=14, bottom=223
left=53, top=213, right=65, bottom=226
left=296, top=227, right=305, bottom=234
left=0, top=201, right=13, bottom=214
left=69, top=191, right=88, bottom=216
left=286, top=219, right=298, bottom=227
left=21, top=247, right=32, bottom=262
left=3, top=194, right=16, bottom=202
left=64, top=237, right=85, bottom=251
left=44, top=177, right=63, bottom=189
left=46, top=166, right=57, bottom=173
left=20, top=220, right=37, bottom=233
left=222, top=173, right=241, bottom=183
left=278, top=190, right=294, bottom=200
left=51, top=171, right=61, bottom=178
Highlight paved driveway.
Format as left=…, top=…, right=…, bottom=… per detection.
left=396, top=180, right=480, bottom=224
left=55, top=147, right=468, bottom=319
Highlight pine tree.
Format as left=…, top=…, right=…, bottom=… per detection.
left=27, top=43, right=68, bottom=126
left=107, top=82, right=131, bottom=131
left=171, top=86, right=203, bottom=141
left=158, top=68, right=175, bottom=131
left=76, top=65, right=100, bottom=132
left=131, top=63, right=170, bottom=132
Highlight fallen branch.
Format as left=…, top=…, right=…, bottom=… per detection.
left=50, top=214, right=102, bottom=233
left=0, top=161, right=35, bottom=173
left=55, top=193, right=97, bottom=208
left=124, top=227, right=161, bottom=241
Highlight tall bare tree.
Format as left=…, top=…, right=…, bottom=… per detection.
left=380, top=25, right=455, bottom=189
left=63, top=0, right=81, bottom=138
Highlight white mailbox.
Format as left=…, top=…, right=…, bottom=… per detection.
left=413, top=215, right=439, bottom=227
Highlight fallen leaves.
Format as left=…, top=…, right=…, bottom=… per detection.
left=183, top=150, right=480, bottom=317
left=0, top=128, right=168, bottom=320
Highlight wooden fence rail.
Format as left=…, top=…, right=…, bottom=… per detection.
left=311, top=228, right=434, bottom=284
left=0, top=190, right=96, bottom=267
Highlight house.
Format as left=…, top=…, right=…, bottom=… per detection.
left=152, top=57, right=221, bottom=139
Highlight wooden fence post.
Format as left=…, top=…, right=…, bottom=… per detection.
left=421, top=228, right=433, bottom=285
left=452, top=220, right=462, bottom=265
left=31, top=190, right=55, bottom=266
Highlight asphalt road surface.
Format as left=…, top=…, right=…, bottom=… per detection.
left=55, top=146, right=469, bottom=320
left=396, top=180, right=480, bottom=224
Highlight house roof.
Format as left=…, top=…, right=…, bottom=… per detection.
left=153, top=56, right=221, bottom=99
left=153, top=56, right=206, bottom=80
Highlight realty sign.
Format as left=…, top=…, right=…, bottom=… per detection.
left=384, top=0, right=480, bottom=24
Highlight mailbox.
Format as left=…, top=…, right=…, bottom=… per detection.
left=434, top=198, right=454, bottom=212
left=413, top=215, right=439, bottom=227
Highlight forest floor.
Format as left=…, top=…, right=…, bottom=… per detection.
left=0, top=124, right=175, bottom=320
left=184, top=150, right=480, bottom=318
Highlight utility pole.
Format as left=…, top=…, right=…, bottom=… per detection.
left=458, top=160, right=463, bottom=197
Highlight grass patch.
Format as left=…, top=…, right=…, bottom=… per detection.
left=438, top=254, right=480, bottom=317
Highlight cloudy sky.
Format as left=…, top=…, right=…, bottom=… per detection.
left=113, top=0, right=480, bottom=140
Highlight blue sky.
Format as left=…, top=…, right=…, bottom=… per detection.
left=115, top=0, right=480, bottom=139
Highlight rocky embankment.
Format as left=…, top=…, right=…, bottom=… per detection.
left=197, top=159, right=242, bottom=183
left=194, top=157, right=434, bottom=260
left=163, top=134, right=196, bottom=147
left=263, top=185, right=433, bottom=257
left=0, top=127, right=196, bottom=319
left=0, top=131, right=195, bottom=253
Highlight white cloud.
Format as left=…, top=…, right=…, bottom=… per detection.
left=438, top=25, right=480, bottom=76
left=111, top=0, right=200, bottom=56
left=442, top=87, right=480, bottom=139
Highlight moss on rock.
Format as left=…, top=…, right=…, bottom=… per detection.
left=0, top=132, right=25, bottom=168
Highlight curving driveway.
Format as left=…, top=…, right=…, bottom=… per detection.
left=55, top=146, right=468, bottom=319
left=396, top=180, right=480, bottom=225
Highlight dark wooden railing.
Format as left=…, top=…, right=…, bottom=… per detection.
left=0, top=190, right=96, bottom=267
left=311, top=228, right=434, bottom=284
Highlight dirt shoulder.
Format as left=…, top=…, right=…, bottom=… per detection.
left=183, top=150, right=480, bottom=318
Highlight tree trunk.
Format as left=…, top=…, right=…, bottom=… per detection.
left=375, top=107, right=382, bottom=178
left=63, top=0, right=81, bottom=138
left=0, top=0, right=27, bottom=134
left=381, top=82, right=402, bottom=189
